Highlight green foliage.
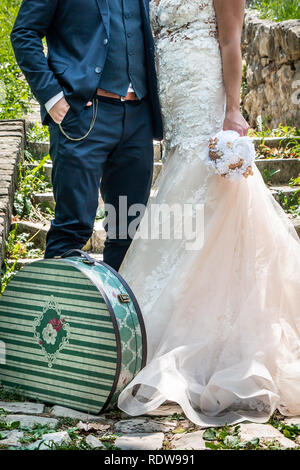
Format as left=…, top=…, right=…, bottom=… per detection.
left=262, top=168, right=280, bottom=184
left=13, top=155, right=52, bottom=219
left=169, top=412, right=185, bottom=421
left=27, top=123, right=50, bottom=143
left=5, top=226, right=44, bottom=260
left=287, top=140, right=300, bottom=159
left=248, top=124, right=300, bottom=140
left=1, top=224, right=43, bottom=294
left=203, top=425, right=261, bottom=450
left=0, top=420, right=20, bottom=431
left=19, top=424, right=56, bottom=444
left=270, top=418, right=300, bottom=441
left=289, top=176, right=300, bottom=187
left=0, top=258, right=18, bottom=294
left=0, top=0, right=33, bottom=119
left=251, top=0, right=300, bottom=21
left=278, top=189, right=300, bottom=216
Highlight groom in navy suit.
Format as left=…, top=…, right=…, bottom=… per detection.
left=11, top=0, right=163, bottom=271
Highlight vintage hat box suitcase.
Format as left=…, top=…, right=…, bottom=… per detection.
left=0, top=250, right=147, bottom=413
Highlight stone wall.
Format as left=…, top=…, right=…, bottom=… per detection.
left=0, top=120, right=25, bottom=271
left=242, top=10, right=300, bottom=128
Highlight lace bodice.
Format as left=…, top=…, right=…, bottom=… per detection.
left=150, top=0, right=218, bottom=37
left=149, top=0, right=226, bottom=158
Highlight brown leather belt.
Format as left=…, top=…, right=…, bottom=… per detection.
left=96, top=88, right=139, bottom=101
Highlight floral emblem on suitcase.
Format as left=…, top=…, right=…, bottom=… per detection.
left=33, top=295, right=71, bottom=368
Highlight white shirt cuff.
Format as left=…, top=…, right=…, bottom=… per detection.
left=45, top=91, right=64, bottom=113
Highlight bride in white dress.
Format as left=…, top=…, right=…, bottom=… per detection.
left=117, top=0, right=300, bottom=427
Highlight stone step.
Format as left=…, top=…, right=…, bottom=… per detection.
left=11, top=182, right=300, bottom=256
left=255, top=159, right=300, bottom=185
left=10, top=218, right=95, bottom=252
left=6, top=211, right=300, bottom=270
left=26, top=141, right=49, bottom=158
left=25, top=160, right=163, bottom=188
left=30, top=184, right=158, bottom=214
left=11, top=220, right=50, bottom=250
left=31, top=191, right=55, bottom=211
left=26, top=136, right=300, bottom=163
left=25, top=154, right=299, bottom=192
left=26, top=140, right=162, bottom=162
left=30, top=190, right=106, bottom=213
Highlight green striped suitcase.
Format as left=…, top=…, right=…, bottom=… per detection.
left=0, top=249, right=147, bottom=414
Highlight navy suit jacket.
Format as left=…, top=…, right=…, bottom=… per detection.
left=10, top=0, right=163, bottom=140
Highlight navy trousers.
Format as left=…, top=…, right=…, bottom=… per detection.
left=44, top=95, right=154, bottom=271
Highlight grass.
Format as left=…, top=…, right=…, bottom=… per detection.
left=251, top=0, right=300, bottom=21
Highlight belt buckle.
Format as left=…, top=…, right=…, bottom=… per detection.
left=120, top=96, right=126, bottom=102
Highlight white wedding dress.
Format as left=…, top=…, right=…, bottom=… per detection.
left=117, top=0, right=300, bottom=427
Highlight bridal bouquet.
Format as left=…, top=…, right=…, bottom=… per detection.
left=205, top=130, right=255, bottom=181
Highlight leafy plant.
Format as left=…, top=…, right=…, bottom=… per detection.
left=0, top=0, right=33, bottom=119
left=27, top=122, right=50, bottom=143
left=278, top=190, right=300, bottom=216
left=4, top=224, right=43, bottom=260
left=1, top=223, right=44, bottom=293
left=0, top=420, right=20, bottom=431
left=13, top=155, right=52, bottom=219
left=203, top=425, right=260, bottom=450
left=19, top=424, right=56, bottom=444
left=251, top=0, right=300, bottom=22
left=0, top=258, right=18, bottom=294
left=262, top=168, right=280, bottom=185
left=255, top=144, right=300, bottom=160
left=0, top=384, right=26, bottom=402
left=169, top=412, right=185, bottom=421
left=287, top=140, right=300, bottom=159
left=289, top=176, right=300, bottom=187
left=269, top=418, right=300, bottom=441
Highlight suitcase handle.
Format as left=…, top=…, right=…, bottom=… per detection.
left=54, top=249, right=96, bottom=265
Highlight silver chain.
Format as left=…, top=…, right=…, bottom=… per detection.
left=58, top=98, right=98, bottom=141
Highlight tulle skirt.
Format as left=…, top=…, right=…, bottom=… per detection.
left=117, top=141, right=300, bottom=427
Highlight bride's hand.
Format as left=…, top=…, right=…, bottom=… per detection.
left=223, top=108, right=250, bottom=137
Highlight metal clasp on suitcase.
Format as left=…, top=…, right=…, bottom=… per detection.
left=55, top=250, right=130, bottom=304
left=118, top=294, right=130, bottom=304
